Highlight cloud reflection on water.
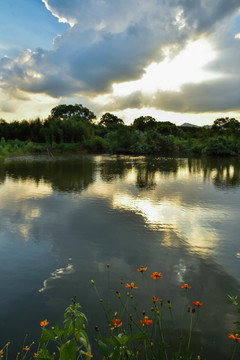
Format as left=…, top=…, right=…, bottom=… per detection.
left=39, top=264, right=74, bottom=293
left=0, top=155, right=239, bottom=359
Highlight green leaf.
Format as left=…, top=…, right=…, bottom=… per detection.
left=128, top=331, right=148, bottom=342
left=75, top=318, right=83, bottom=331
left=53, top=324, right=64, bottom=340
left=97, top=340, right=110, bottom=357
left=227, top=295, right=239, bottom=306
left=37, top=344, right=54, bottom=360
left=114, top=333, right=129, bottom=345
left=63, top=319, right=72, bottom=339
left=110, top=347, right=121, bottom=360
left=100, top=337, right=117, bottom=346
left=59, top=339, right=77, bottom=360
left=40, top=328, right=56, bottom=342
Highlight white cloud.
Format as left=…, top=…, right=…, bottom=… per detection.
left=0, top=0, right=240, bottom=121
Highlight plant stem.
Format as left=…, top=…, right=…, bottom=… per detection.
left=230, top=342, right=237, bottom=360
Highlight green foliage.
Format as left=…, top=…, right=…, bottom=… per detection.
left=50, top=104, right=96, bottom=122
left=1, top=272, right=240, bottom=359
left=0, top=109, right=240, bottom=157
left=36, top=296, right=91, bottom=360
left=90, top=265, right=205, bottom=360
left=104, top=127, right=138, bottom=153
left=132, top=116, right=157, bottom=131
left=228, top=295, right=240, bottom=332
left=203, top=137, right=237, bottom=156
left=212, top=117, right=240, bottom=130
left=83, top=136, right=107, bottom=153
left=99, top=113, right=124, bottom=128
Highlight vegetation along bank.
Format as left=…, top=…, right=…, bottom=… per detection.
left=0, top=104, right=240, bottom=157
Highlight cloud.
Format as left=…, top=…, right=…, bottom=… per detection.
left=105, top=76, right=240, bottom=114
left=0, top=0, right=240, bottom=119
left=95, top=11, right=240, bottom=115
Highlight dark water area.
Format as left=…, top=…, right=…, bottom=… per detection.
left=0, top=154, right=239, bottom=359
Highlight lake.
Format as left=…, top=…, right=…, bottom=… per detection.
left=0, top=154, right=239, bottom=359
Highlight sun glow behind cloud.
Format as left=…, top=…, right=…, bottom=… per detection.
left=113, top=39, right=221, bottom=96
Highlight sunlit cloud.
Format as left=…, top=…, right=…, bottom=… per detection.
left=42, top=0, right=76, bottom=27
left=0, top=0, right=240, bottom=123
left=113, top=39, right=221, bottom=95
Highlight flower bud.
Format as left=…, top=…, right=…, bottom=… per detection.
left=187, top=306, right=190, bottom=313
left=106, top=264, right=110, bottom=268
left=95, top=325, right=99, bottom=332
left=167, top=300, right=172, bottom=309
left=91, top=280, right=94, bottom=285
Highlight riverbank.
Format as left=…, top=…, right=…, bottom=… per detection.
left=1, top=137, right=240, bottom=159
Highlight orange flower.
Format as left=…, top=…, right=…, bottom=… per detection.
left=137, top=266, right=147, bottom=272
left=126, top=282, right=138, bottom=289
left=150, top=272, right=163, bottom=279
left=140, top=316, right=153, bottom=326
left=152, top=296, right=159, bottom=303
left=0, top=349, right=3, bottom=355
left=40, top=319, right=49, bottom=327
left=23, top=346, right=30, bottom=351
left=85, top=352, right=93, bottom=358
left=110, top=318, right=122, bottom=330
left=193, top=301, right=203, bottom=307
left=34, top=354, right=39, bottom=358
left=229, top=333, right=240, bottom=343
left=181, top=284, right=191, bottom=289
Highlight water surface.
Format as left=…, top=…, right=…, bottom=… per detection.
left=0, top=155, right=239, bottom=359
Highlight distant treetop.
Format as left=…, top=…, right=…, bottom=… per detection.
left=50, top=104, right=96, bottom=122
left=99, top=112, right=124, bottom=127
left=212, top=117, right=240, bottom=129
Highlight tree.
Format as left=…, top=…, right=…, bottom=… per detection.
left=157, top=121, right=182, bottom=136
left=99, top=113, right=124, bottom=128
left=212, top=117, right=240, bottom=130
left=132, top=116, right=157, bottom=131
left=50, top=104, right=96, bottom=122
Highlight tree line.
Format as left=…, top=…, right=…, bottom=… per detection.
left=0, top=104, right=240, bottom=156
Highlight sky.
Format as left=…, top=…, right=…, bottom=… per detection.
left=0, top=0, right=240, bottom=126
